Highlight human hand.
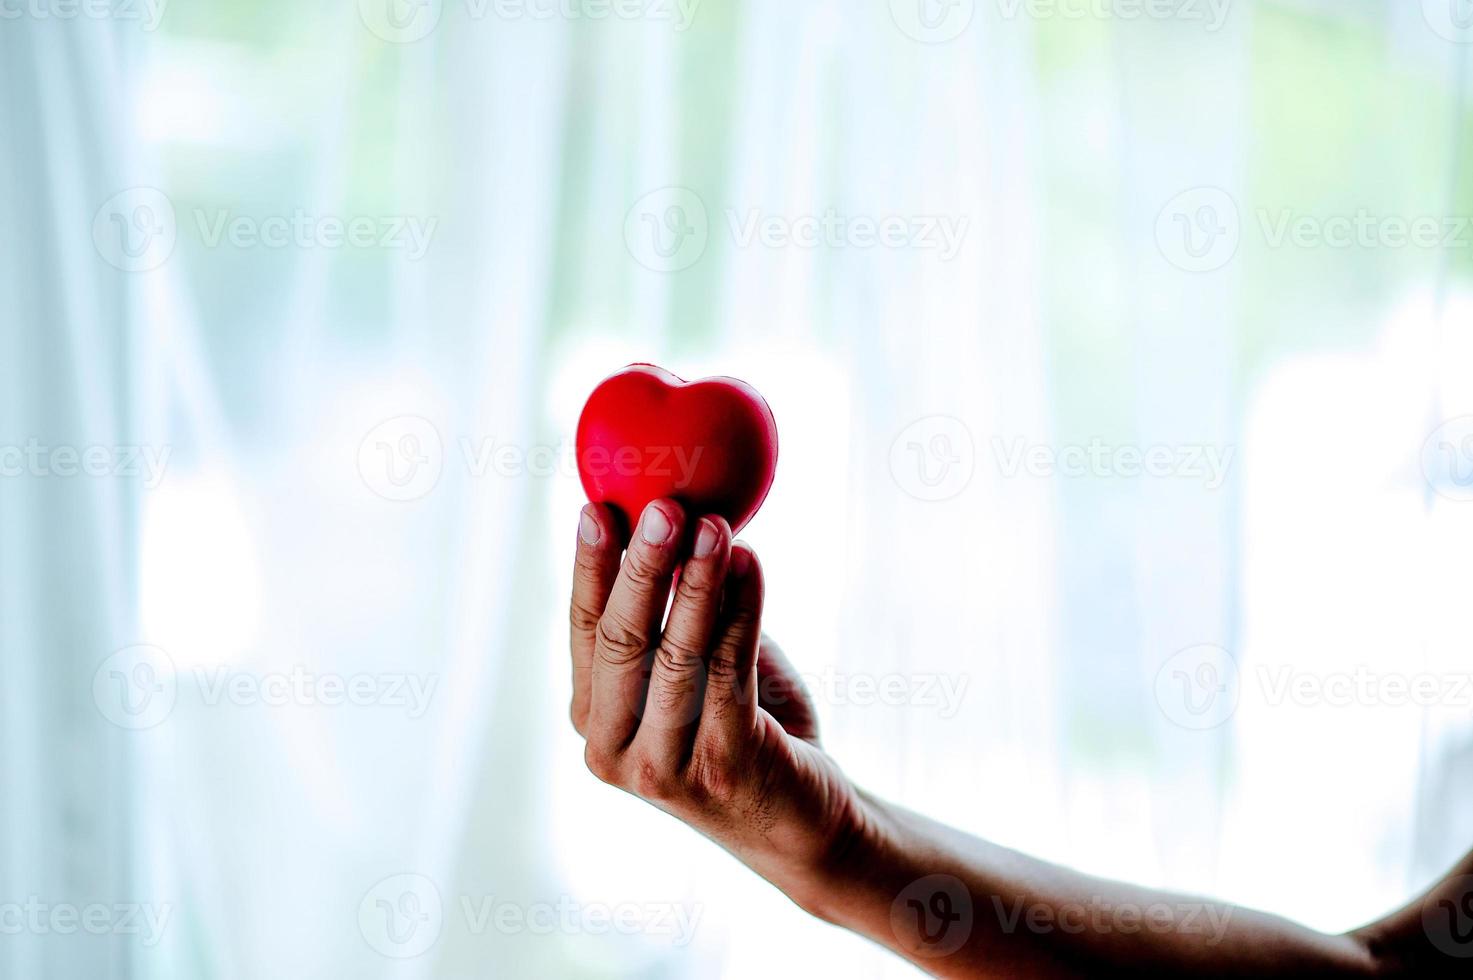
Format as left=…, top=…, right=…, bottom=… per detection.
left=568, top=499, right=867, bottom=912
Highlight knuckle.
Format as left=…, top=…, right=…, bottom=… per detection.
left=686, top=742, right=740, bottom=805
left=595, top=616, right=649, bottom=668
left=568, top=598, right=602, bottom=636
left=569, top=699, right=588, bottom=737
left=651, top=673, right=700, bottom=718
left=676, top=572, right=720, bottom=608
left=725, top=603, right=760, bottom=634
left=754, top=670, right=790, bottom=708
left=630, top=754, right=676, bottom=801
left=656, top=634, right=705, bottom=674
left=583, top=743, right=621, bottom=785
left=573, top=542, right=605, bottom=575
left=621, top=545, right=667, bottom=591
left=705, top=642, right=744, bottom=683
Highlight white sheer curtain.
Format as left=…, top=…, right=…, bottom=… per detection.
left=0, top=16, right=157, bottom=980
left=120, top=8, right=570, bottom=979
left=3, top=3, right=1471, bottom=978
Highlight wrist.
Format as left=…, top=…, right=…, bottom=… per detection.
left=787, top=786, right=896, bottom=926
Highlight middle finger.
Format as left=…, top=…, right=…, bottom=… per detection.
left=585, top=499, right=684, bottom=756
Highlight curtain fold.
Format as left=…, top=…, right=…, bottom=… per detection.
left=1, top=18, right=149, bottom=980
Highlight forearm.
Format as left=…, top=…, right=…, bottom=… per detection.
left=799, top=791, right=1382, bottom=979
left=1350, top=849, right=1473, bottom=978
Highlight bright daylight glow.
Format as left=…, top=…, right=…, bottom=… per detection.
left=140, top=470, right=262, bottom=668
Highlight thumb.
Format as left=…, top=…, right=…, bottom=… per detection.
left=756, top=634, right=821, bottom=744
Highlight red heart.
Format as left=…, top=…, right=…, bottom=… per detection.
left=576, top=364, right=778, bottom=536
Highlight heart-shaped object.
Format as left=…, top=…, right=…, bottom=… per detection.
left=576, top=364, right=778, bottom=536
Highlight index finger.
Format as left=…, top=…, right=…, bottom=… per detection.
left=569, top=503, right=622, bottom=736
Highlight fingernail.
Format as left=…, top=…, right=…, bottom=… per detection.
left=578, top=508, right=600, bottom=545
left=730, top=544, right=752, bottom=577
left=640, top=504, right=673, bottom=545
left=693, top=519, right=718, bottom=558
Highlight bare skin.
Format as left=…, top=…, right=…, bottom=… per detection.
left=569, top=497, right=1473, bottom=978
